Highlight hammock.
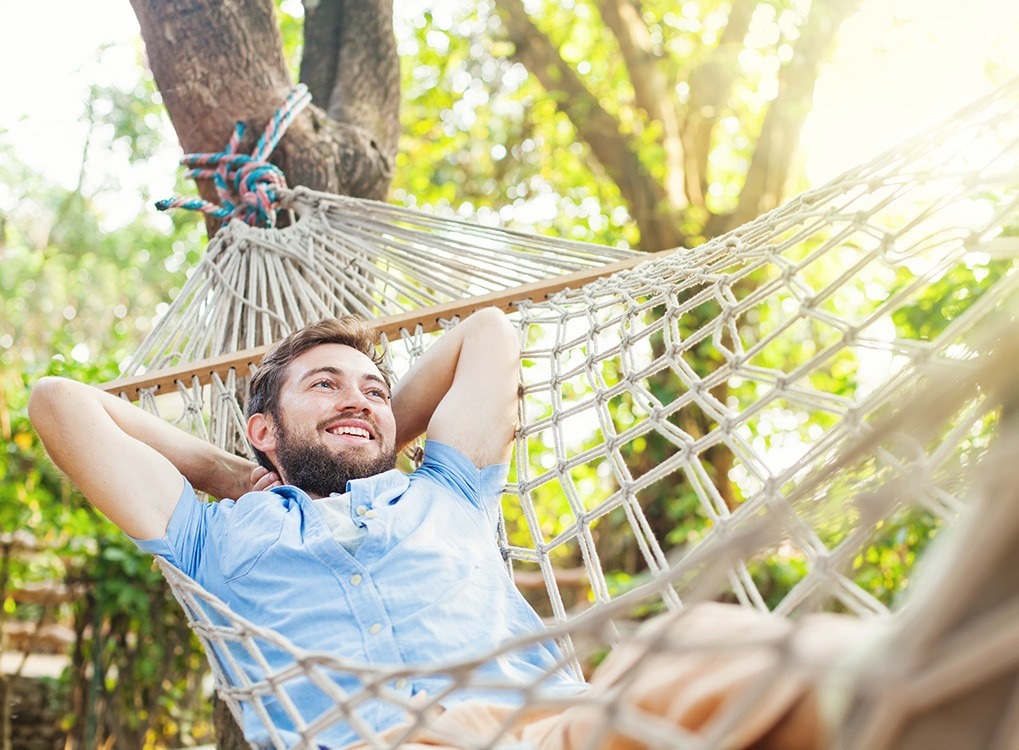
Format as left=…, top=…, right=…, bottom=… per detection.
left=103, top=77, right=1019, bottom=748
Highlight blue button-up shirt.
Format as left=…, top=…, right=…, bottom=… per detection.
left=135, top=440, right=585, bottom=747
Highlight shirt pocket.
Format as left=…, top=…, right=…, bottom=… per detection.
left=217, top=498, right=287, bottom=582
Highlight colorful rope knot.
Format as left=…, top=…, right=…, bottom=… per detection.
left=156, top=84, right=312, bottom=228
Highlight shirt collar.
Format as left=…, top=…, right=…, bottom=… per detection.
left=270, top=469, right=409, bottom=508
left=348, top=469, right=410, bottom=509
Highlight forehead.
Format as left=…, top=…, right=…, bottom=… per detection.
left=282, top=343, right=384, bottom=387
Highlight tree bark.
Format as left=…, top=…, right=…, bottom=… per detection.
left=302, top=0, right=401, bottom=160
left=129, top=0, right=399, bottom=236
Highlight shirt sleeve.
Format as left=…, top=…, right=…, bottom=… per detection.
left=128, top=478, right=216, bottom=579
left=414, top=440, right=509, bottom=511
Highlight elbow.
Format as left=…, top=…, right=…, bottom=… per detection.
left=28, top=376, right=79, bottom=436
left=28, top=377, right=61, bottom=447
left=468, top=307, right=519, bottom=355
left=28, top=376, right=60, bottom=423
left=468, top=306, right=511, bottom=328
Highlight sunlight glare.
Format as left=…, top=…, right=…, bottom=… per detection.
left=804, top=0, right=1019, bottom=184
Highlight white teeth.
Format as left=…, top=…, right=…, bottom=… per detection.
left=331, top=426, right=370, bottom=439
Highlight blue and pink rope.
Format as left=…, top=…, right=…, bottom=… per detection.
left=156, top=84, right=312, bottom=228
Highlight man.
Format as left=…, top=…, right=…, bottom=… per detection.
left=30, top=309, right=580, bottom=743
left=28, top=309, right=900, bottom=749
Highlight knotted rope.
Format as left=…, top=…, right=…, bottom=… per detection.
left=156, top=85, right=312, bottom=228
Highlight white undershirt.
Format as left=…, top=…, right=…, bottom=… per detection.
left=314, top=492, right=367, bottom=556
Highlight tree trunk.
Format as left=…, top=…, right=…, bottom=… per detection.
left=129, top=0, right=400, bottom=236
left=127, top=2, right=401, bottom=746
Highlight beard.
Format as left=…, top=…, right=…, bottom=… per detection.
left=272, top=413, right=398, bottom=497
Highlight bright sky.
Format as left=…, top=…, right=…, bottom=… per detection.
left=2, top=0, right=1018, bottom=209
left=0, top=1, right=167, bottom=222
left=2, top=2, right=141, bottom=179
left=806, top=0, right=1019, bottom=182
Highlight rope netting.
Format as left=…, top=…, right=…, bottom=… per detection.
left=108, top=77, right=1019, bottom=748
left=126, top=189, right=640, bottom=374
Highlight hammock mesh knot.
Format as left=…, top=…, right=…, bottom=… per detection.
left=156, top=84, right=312, bottom=228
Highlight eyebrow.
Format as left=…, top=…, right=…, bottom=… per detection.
left=298, top=366, right=390, bottom=394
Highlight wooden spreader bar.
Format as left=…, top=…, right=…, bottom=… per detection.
left=100, top=250, right=671, bottom=400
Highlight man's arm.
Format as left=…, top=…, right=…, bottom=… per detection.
left=392, top=307, right=520, bottom=468
left=29, top=377, right=257, bottom=540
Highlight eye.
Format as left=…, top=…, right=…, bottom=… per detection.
left=366, top=387, right=390, bottom=402
left=312, top=379, right=335, bottom=389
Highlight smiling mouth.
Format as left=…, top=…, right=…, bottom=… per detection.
left=327, top=425, right=373, bottom=440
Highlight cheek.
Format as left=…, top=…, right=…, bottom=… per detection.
left=380, top=413, right=398, bottom=442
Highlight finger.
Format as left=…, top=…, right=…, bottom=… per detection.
left=252, top=471, right=281, bottom=491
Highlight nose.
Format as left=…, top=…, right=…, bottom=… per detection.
left=334, top=382, right=373, bottom=414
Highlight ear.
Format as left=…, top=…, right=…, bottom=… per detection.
left=247, top=413, right=277, bottom=454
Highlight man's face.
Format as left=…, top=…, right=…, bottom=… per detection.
left=261, top=344, right=398, bottom=497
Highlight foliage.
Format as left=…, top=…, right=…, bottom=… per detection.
left=5, top=1, right=1010, bottom=746
left=394, top=2, right=639, bottom=247
left=0, top=57, right=213, bottom=746
left=393, top=0, right=860, bottom=251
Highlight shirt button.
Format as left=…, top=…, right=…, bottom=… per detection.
left=350, top=574, right=362, bottom=586
left=364, top=509, right=378, bottom=518
left=369, top=623, right=382, bottom=635
left=395, top=678, right=408, bottom=689
left=355, top=505, right=368, bottom=516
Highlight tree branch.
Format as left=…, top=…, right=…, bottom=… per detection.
left=599, top=0, right=686, bottom=210
left=683, top=0, right=755, bottom=209
left=493, top=0, right=683, bottom=250
left=302, top=0, right=402, bottom=160
left=727, top=0, right=862, bottom=231
left=299, top=0, right=343, bottom=107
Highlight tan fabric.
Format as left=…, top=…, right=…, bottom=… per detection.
left=346, top=603, right=868, bottom=749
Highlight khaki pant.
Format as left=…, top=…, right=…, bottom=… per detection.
left=348, top=602, right=866, bottom=749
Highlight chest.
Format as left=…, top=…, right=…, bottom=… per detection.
left=208, top=479, right=501, bottom=585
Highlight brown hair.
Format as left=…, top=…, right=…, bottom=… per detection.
left=246, top=316, right=389, bottom=470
